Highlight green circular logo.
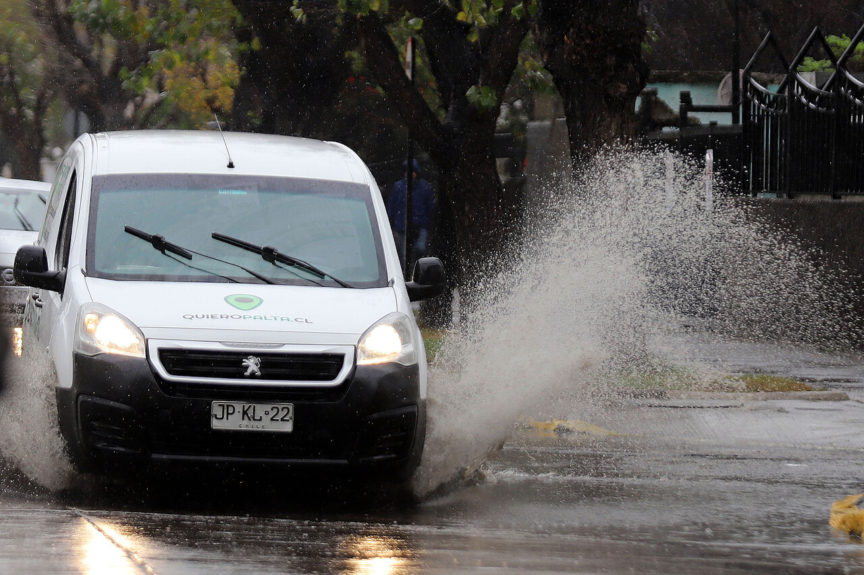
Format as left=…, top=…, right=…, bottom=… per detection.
left=225, top=294, right=263, bottom=311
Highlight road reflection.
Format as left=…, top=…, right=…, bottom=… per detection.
left=65, top=492, right=422, bottom=575
left=339, top=534, right=418, bottom=575
left=76, top=517, right=152, bottom=575
left=11, top=327, right=21, bottom=358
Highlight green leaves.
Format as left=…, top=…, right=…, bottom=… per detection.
left=338, top=0, right=389, bottom=16
left=642, top=28, right=658, bottom=56
left=798, top=56, right=832, bottom=73
left=452, top=0, right=537, bottom=42
left=796, top=34, right=864, bottom=73
left=68, top=0, right=146, bottom=39
left=405, top=17, right=424, bottom=32
left=510, top=0, right=536, bottom=21
left=65, top=0, right=242, bottom=126
left=456, top=0, right=501, bottom=28
left=466, top=84, right=497, bottom=110
left=290, top=0, right=307, bottom=24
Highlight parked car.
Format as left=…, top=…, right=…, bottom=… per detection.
left=14, top=131, right=444, bottom=479
left=0, top=178, right=50, bottom=320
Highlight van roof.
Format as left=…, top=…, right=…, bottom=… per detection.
left=0, top=177, right=52, bottom=192
left=88, top=131, right=368, bottom=184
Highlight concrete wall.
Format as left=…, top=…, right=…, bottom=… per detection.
left=742, top=199, right=864, bottom=333
left=746, top=198, right=864, bottom=287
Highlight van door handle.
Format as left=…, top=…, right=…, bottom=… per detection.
left=31, top=294, right=43, bottom=308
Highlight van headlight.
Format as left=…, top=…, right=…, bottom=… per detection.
left=74, top=303, right=146, bottom=358
left=357, top=313, right=418, bottom=366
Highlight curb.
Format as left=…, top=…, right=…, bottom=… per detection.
left=668, top=390, right=850, bottom=402
left=625, top=398, right=744, bottom=409
left=617, top=391, right=850, bottom=409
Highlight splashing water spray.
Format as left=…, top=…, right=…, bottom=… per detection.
left=412, top=146, right=861, bottom=497
left=0, top=348, right=74, bottom=491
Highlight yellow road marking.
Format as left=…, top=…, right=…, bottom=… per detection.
left=830, top=493, right=864, bottom=537
left=525, top=418, right=620, bottom=438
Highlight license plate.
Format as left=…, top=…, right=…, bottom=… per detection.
left=210, top=401, right=294, bottom=432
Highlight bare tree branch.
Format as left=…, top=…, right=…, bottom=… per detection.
left=31, top=0, right=104, bottom=86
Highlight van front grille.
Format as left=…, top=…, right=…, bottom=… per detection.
left=157, top=349, right=345, bottom=381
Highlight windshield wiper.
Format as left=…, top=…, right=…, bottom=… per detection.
left=124, top=226, right=274, bottom=284
left=13, top=197, right=34, bottom=231
left=212, top=232, right=352, bottom=288
left=125, top=226, right=193, bottom=259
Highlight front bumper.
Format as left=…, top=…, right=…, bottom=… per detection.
left=58, top=352, right=425, bottom=473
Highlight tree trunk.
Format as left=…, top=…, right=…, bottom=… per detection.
left=231, top=2, right=352, bottom=137
left=423, top=106, right=524, bottom=322
left=0, top=105, right=46, bottom=180
left=557, top=73, right=643, bottom=165
left=536, top=0, right=648, bottom=167
left=351, top=7, right=529, bottom=324
left=448, top=126, right=518, bottom=274
left=11, top=134, right=43, bottom=180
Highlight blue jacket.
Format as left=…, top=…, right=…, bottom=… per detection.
left=387, top=168, right=434, bottom=234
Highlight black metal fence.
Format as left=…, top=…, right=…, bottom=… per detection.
left=744, top=25, right=864, bottom=197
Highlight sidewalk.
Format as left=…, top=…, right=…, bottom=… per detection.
left=651, top=330, right=864, bottom=397
left=572, top=331, right=864, bottom=451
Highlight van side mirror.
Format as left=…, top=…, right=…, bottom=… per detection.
left=14, top=245, right=65, bottom=293
left=406, top=257, right=445, bottom=302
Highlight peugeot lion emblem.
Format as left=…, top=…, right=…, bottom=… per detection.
left=242, top=355, right=262, bottom=377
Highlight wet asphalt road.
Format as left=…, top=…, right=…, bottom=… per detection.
left=4, top=335, right=864, bottom=574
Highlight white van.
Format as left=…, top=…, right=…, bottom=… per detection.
left=14, top=131, right=444, bottom=477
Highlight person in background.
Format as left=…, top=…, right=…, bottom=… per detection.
left=387, top=159, right=435, bottom=267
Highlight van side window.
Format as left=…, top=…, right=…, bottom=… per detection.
left=40, top=159, right=72, bottom=246
left=55, top=173, right=77, bottom=271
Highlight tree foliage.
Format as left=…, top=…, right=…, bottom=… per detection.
left=32, top=0, right=241, bottom=130
left=231, top=1, right=357, bottom=136
left=0, top=0, right=648, bottom=310
left=0, top=0, right=58, bottom=178
left=797, top=34, right=864, bottom=72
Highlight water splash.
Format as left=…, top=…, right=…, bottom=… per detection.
left=413, top=147, right=861, bottom=497
left=0, top=348, right=74, bottom=491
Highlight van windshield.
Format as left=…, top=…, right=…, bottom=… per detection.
left=87, top=174, right=386, bottom=287
left=0, top=189, right=47, bottom=231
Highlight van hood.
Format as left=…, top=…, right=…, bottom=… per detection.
left=0, top=230, right=37, bottom=265
left=83, top=277, right=398, bottom=344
